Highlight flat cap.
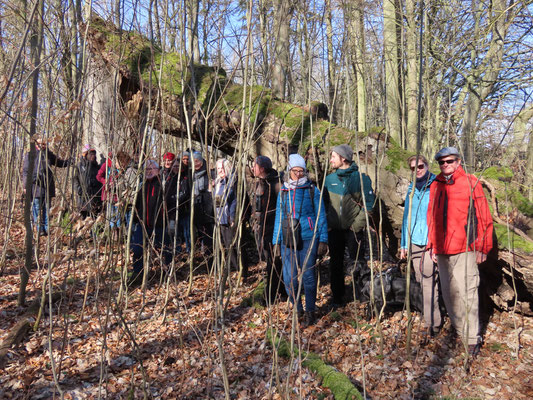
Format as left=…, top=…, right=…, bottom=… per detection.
left=434, top=146, right=461, bottom=160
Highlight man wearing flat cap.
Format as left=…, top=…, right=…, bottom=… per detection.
left=324, top=144, right=375, bottom=308
left=427, top=146, right=493, bottom=358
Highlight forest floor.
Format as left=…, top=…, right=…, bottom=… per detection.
left=0, top=215, right=532, bottom=399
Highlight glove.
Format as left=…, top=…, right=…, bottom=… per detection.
left=317, top=242, right=328, bottom=256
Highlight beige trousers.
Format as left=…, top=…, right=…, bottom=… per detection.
left=412, top=244, right=441, bottom=329
left=437, top=252, right=480, bottom=345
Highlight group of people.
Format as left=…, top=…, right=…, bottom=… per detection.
left=400, top=147, right=493, bottom=357
left=23, top=137, right=493, bottom=355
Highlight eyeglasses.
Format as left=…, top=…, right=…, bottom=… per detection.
left=291, top=169, right=305, bottom=175
left=438, top=159, right=457, bottom=166
left=410, top=164, right=426, bottom=171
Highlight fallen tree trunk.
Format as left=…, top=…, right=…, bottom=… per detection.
left=266, top=328, right=364, bottom=400
left=80, top=16, right=533, bottom=307
left=0, top=291, right=62, bottom=367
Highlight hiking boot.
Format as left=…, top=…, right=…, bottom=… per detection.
left=430, top=327, right=441, bottom=337
left=303, top=311, right=317, bottom=327
left=468, top=343, right=481, bottom=358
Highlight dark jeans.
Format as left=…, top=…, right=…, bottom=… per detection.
left=255, top=227, right=283, bottom=303
left=281, top=239, right=318, bottom=313
left=178, top=213, right=191, bottom=252
left=328, top=229, right=366, bottom=304
left=130, top=223, right=171, bottom=274
left=31, top=197, right=49, bottom=234
left=168, top=213, right=191, bottom=254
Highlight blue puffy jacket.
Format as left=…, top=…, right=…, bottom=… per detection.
left=272, top=181, right=328, bottom=245
left=401, top=172, right=436, bottom=248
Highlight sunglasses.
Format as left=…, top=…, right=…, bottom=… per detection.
left=438, top=159, right=457, bottom=166
left=410, top=164, right=426, bottom=171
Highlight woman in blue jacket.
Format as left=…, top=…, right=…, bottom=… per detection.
left=273, top=154, right=328, bottom=326
left=400, top=155, right=441, bottom=335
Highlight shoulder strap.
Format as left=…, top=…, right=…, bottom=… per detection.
left=309, top=184, right=315, bottom=215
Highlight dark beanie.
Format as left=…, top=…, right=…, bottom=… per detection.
left=255, top=155, right=272, bottom=170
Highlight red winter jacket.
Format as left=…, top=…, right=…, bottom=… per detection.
left=96, top=159, right=117, bottom=202
left=427, top=166, right=493, bottom=255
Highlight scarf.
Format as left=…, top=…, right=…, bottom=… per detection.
left=415, top=170, right=430, bottom=191
left=284, top=176, right=308, bottom=189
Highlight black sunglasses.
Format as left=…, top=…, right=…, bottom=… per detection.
left=410, top=164, right=426, bottom=171
left=438, top=159, right=457, bottom=165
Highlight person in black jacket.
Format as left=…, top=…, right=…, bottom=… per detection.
left=191, top=151, right=214, bottom=254
left=130, top=160, right=171, bottom=283
left=22, top=137, right=70, bottom=236
left=163, top=152, right=191, bottom=253
left=73, top=146, right=102, bottom=218
left=247, top=155, right=284, bottom=303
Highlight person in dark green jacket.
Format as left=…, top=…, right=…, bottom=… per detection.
left=324, top=144, right=375, bottom=307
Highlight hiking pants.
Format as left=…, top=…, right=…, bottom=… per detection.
left=328, top=229, right=364, bottom=304
left=437, top=252, right=480, bottom=345
left=412, top=244, right=441, bottom=329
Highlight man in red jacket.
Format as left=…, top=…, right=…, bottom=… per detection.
left=427, top=147, right=493, bottom=357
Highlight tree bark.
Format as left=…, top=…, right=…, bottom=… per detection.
left=21, top=0, right=45, bottom=307
left=186, top=0, right=200, bottom=63
left=345, top=0, right=367, bottom=132
left=461, top=0, right=515, bottom=167
left=325, top=0, right=336, bottom=123
left=271, top=0, right=294, bottom=100
left=405, top=0, right=418, bottom=150
left=383, top=0, right=402, bottom=144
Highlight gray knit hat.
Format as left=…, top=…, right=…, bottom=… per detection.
left=332, top=144, right=353, bottom=163
left=434, top=147, right=461, bottom=161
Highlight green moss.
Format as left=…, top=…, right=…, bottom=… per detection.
left=480, top=167, right=533, bottom=217
left=140, top=52, right=227, bottom=106
left=385, top=138, right=412, bottom=173
left=267, top=329, right=363, bottom=400
left=240, top=280, right=266, bottom=308
left=494, top=223, right=533, bottom=254
left=220, top=84, right=271, bottom=127
left=483, top=166, right=513, bottom=180
left=141, top=52, right=185, bottom=95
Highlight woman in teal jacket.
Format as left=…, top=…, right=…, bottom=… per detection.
left=400, top=155, right=441, bottom=335
left=273, top=154, right=328, bottom=326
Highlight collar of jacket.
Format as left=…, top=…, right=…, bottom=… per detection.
left=335, top=162, right=358, bottom=177
left=411, top=172, right=436, bottom=191
left=436, top=165, right=465, bottom=184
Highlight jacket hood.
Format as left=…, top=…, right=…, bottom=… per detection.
left=335, top=162, right=358, bottom=177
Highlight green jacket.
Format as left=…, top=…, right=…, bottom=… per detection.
left=324, top=163, right=374, bottom=232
